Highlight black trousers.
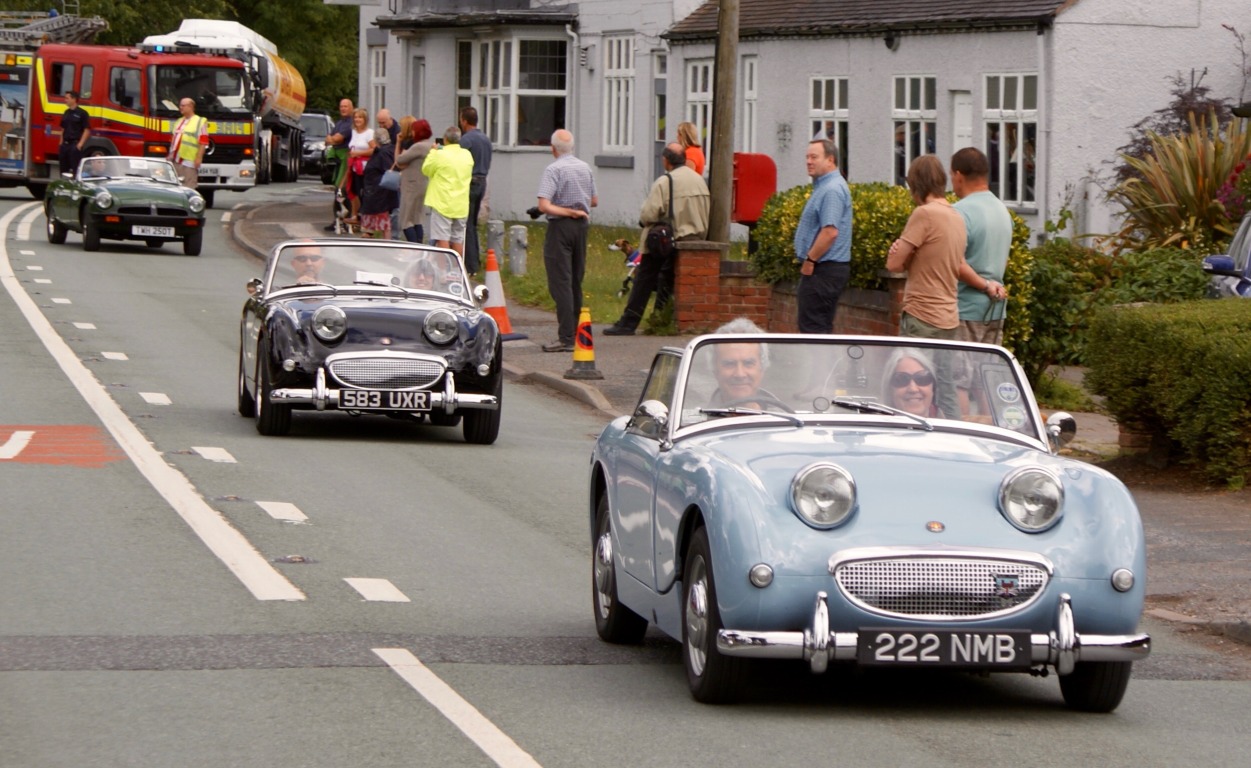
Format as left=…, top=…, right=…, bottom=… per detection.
left=58, top=142, right=82, bottom=175
left=614, top=247, right=673, bottom=330
left=465, top=176, right=487, bottom=274
left=797, top=260, right=851, bottom=333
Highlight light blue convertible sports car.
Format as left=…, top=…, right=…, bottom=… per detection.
left=589, top=333, right=1149, bottom=711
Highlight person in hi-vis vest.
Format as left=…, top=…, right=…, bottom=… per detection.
left=168, top=98, right=208, bottom=188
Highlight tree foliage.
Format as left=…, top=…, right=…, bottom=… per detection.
left=1111, top=70, right=1234, bottom=185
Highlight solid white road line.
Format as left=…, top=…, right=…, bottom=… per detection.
left=0, top=430, right=36, bottom=460
left=373, top=648, right=542, bottom=768
left=192, top=446, right=237, bottom=464
left=344, top=578, right=410, bottom=602
left=101, top=351, right=128, bottom=360
left=2, top=204, right=303, bottom=601
left=139, top=392, right=172, bottom=405
left=255, top=501, right=308, bottom=523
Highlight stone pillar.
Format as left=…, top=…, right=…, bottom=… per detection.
left=507, top=225, right=528, bottom=275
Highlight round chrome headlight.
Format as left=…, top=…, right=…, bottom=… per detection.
left=790, top=462, right=856, bottom=529
left=424, top=308, right=458, bottom=345
left=311, top=305, right=347, bottom=342
left=93, top=191, right=113, bottom=209
left=188, top=195, right=206, bottom=214
left=998, top=466, right=1064, bottom=532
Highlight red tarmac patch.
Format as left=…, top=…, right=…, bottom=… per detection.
left=0, top=425, right=124, bottom=468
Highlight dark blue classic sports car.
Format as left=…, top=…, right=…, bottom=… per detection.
left=238, top=239, right=502, bottom=443
left=590, top=333, right=1149, bottom=710
left=1203, top=212, right=1251, bottom=297
left=45, top=156, right=206, bottom=255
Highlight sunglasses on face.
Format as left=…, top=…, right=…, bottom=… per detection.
left=293, top=255, right=322, bottom=263
left=890, top=370, right=934, bottom=388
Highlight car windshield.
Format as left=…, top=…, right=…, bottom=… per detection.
left=300, top=116, right=329, bottom=138
left=265, top=241, right=468, bottom=299
left=675, top=336, right=1040, bottom=437
left=78, top=156, right=178, bottom=183
left=149, top=64, right=251, bottom=118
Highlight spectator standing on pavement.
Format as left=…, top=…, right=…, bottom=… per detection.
left=421, top=126, right=474, bottom=257
left=167, top=97, right=208, bottom=188
left=794, top=138, right=852, bottom=333
left=376, top=108, right=401, bottom=237
left=360, top=129, right=398, bottom=239
left=323, top=98, right=354, bottom=231
left=950, top=147, right=1010, bottom=343
left=676, top=121, right=705, bottom=176
left=536, top=129, right=597, bottom=353
left=394, top=117, right=434, bottom=243
left=604, top=143, right=709, bottom=336
left=458, top=106, right=492, bottom=276
left=886, top=154, right=966, bottom=419
left=344, top=108, right=375, bottom=227
left=59, top=90, right=91, bottom=176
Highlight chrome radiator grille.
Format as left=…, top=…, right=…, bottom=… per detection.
left=328, top=357, right=445, bottom=390
left=834, top=556, right=1048, bottom=620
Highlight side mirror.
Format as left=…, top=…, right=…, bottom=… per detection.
left=1046, top=411, right=1076, bottom=450
left=629, top=399, right=670, bottom=439
left=246, top=277, right=263, bottom=297
left=1202, top=255, right=1238, bottom=276
left=473, top=284, right=489, bottom=304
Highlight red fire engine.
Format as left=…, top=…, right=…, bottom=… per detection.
left=1, top=13, right=257, bottom=206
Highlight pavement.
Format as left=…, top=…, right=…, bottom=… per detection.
left=229, top=195, right=1250, bottom=647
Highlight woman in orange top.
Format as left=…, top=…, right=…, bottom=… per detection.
left=677, top=122, right=705, bottom=175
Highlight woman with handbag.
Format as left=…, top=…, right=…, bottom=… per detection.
left=359, top=130, right=398, bottom=238
left=344, top=108, right=375, bottom=227
left=393, top=117, right=434, bottom=243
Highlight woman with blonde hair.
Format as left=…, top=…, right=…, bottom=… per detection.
left=676, top=121, right=705, bottom=175
left=393, top=117, right=434, bottom=242
left=343, top=107, right=375, bottom=226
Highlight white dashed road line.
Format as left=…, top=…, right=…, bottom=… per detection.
left=192, top=446, right=237, bottom=464
left=1, top=430, right=36, bottom=460
left=255, top=501, right=308, bottom=523
left=139, top=392, right=172, bottom=405
left=73, top=322, right=96, bottom=329
left=34, top=278, right=51, bottom=284
left=51, top=297, right=71, bottom=304
left=373, top=648, right=543, bottom=768
left=1, top=204, right=303, bottom=601
left=345, top=578, right=410, bottom=602
left=101, top=351, right=128, bottom=360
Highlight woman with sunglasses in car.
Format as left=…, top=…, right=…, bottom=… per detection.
left=881, top=349, right=940, bottom=418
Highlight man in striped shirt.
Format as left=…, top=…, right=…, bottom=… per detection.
left=536, top=129, right=598, bottom=353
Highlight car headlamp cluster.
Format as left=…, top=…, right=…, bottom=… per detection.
left=998, top=466, right=1064, bottom=532
left=790, top=462, right=856, bottom=529
left=311, top=305, right=347, bottom=342
left=424, top=309, right=458, bottom=345
left=93, top=191, right=113, bottom=209
left=188, top=195, right=206, bottom=214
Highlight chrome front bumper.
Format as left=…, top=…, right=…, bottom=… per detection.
left=717, top=593, right=1150, bottom=675
left=272, top=368, right=499, bottom=414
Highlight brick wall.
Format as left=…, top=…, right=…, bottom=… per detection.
left=675, top=242, right=905, bottom=336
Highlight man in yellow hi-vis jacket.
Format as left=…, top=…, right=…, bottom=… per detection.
left=168, top=98, right=208, bottom=188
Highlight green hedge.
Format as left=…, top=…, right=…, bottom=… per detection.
left=1086, top=300, right=1251, bottom=487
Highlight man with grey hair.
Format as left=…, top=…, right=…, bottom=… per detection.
left=422, top=126, right=474, bottom=256
left=707, top=317, right=772, bottom=407
left=536, top=128, right=598, bottom=352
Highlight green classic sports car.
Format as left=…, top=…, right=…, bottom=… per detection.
left=45, top=156, right=207, bottom=256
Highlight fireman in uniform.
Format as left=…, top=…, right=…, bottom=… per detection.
left=59, top=90, right=91, bottom=176
left=167, top=98, right=208, bottom=188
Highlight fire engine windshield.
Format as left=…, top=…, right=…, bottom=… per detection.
left=149, top=65, right=251, bottom=119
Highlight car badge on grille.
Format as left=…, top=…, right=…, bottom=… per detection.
left=925, top=521, right=944, bottom=533
left=380, top=337, right=392, bottom=346
left=994, top=574, right=1020, bottom=599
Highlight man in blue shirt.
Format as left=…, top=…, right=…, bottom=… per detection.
left=536, top=129, right=597, bottom=352
left=793, top=139, right=852, bottom=333
left=323, top=98, right=355, bottom=231
left=458, top=106, right=492, bottom=276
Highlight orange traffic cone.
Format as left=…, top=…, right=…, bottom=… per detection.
left=481, top=248, right=526, bottom=340
left=565, top=306, right=604, bottom=380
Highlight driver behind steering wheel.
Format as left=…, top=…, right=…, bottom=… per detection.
left=706, top=318, right=780, bottom=409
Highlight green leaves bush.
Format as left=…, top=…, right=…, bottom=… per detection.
left=1087, top=300, right=1251, bottom=487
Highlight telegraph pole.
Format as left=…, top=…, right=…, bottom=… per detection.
left=707, top=0, right=739, bottom=244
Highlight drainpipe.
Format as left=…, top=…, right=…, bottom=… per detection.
left=566, top=24, right=579, bottom=137
left=1036, top=22, right=1049, bottom=241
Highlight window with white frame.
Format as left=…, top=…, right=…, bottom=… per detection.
left=740, top=56, right=758, bottom=152
left=809, top=76, right=849, bottom=176
left=892, top=75, right=936, bottom=186
left=369, top=46, right=386, bottom=113
left=984, top=73, right=1038, bottom=206
left=685, top=58, right=713, bottom=155
left=454, top=34, right=568, bottom=147
left=602, top=35, right=634, bottom=151
left=653, top=52, right=667, bottom=143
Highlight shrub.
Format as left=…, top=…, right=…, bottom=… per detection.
left=1086, top=300, right=1251, bottom=487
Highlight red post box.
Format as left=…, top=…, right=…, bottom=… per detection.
left=732, top=153, right=778, bottom=225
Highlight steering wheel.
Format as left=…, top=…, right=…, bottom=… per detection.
left=718, top=395, right=796, bottom=413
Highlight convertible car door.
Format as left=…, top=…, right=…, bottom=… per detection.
left=615, top=350, right=682, bottom=587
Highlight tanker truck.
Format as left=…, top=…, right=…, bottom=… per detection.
left=142, top=20, right=306, bottom=184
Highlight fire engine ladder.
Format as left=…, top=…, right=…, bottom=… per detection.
left=0, top=11, right=109, bottom=48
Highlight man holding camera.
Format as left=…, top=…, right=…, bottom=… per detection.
left=421, top=126, right=474, bottom=257
left=603, top=143, right=709, bottom=335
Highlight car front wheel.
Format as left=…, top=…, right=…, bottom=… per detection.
left=683, top=526, right=747, bottom=703
left=46, top=208, right=67, bottom=244
left=462, top=367, right=502, bottom=445
left=237, top=346, right=255, bottom=417
left=254, top=344, right=291, bottom=436
left=1059, top=661, right=1133, bottom=712
left=593, top=494, right=647, bottom=644
left=183, top=228, right=203, bottom=256
left=82, top=214, right=100, bottom=251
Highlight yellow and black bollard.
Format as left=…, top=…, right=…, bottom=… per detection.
left=564, top=306, right=604, bottom=380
